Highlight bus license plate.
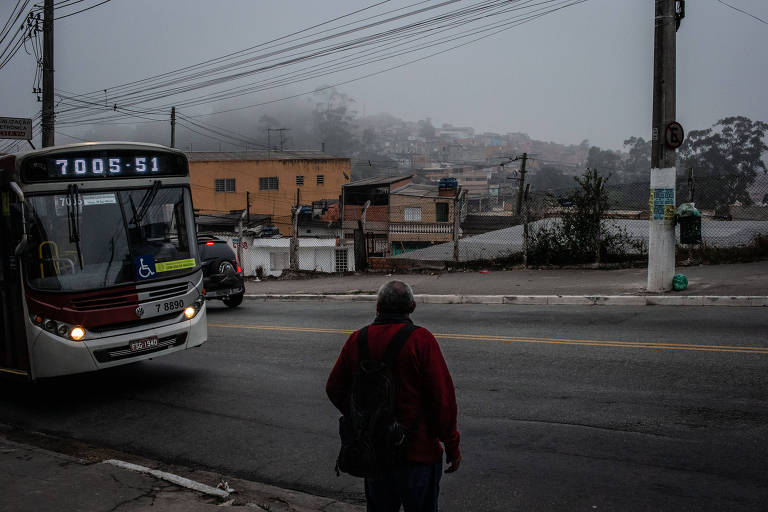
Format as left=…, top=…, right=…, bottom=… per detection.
left=129, top=335, right=159, bottom=352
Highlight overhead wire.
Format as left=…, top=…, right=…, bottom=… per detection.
left=715, top=0, right=768, bottom=25
left=54, top=1, right=549, bottom=112
left=53, top=0, right=588, bottom=129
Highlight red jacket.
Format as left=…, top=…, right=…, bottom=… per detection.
left=326, top=320, right=460, bottom=465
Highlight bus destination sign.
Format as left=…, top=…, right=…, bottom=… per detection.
left=21, top=150, right=187, bottom=182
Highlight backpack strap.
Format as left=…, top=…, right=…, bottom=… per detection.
left=357, top=326, right=371, bottom=362
left=382, top=324, right=418, bottom=368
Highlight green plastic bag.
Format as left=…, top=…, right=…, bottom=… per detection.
left=672, top=274, right=688, bottom=291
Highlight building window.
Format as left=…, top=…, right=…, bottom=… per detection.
left=259, top=177, right=279, bottom=190
left=214, top=178, right=236, bottom=192
left=404, top=207, right=422, bottom=222
left=316, top=174, right=324, bottom=185
left=335, top=248, right=348, bottom=272
left=296, top=175, right=304, bottom=186
left=436, top=202, right=449, bottom=222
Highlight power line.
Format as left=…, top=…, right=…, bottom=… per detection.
left=715, top=0, right=768, bottom=25
left=53, top=0, right=111, bottom=20
left=53, top=0, right=588, bottom=123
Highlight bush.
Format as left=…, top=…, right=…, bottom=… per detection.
left=527, top=169, right=646, bottom=265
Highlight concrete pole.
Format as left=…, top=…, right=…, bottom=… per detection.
left=170, top=107, right=176, bottom=148
left=290, top=188, right=300, bottom=271
left=41, top=0, right=54, bottom=147
left=647, top=0, right=678, bottom=292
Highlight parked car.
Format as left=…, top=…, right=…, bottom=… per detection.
left=197, top=235, right=245, bottom=308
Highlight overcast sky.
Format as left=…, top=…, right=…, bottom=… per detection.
left=1, top=0, right=766, bottom=152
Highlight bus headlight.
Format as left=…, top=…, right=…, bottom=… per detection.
left=183, top=295, right=205, bottom=320
left=32, top=314, right=86, bottom=342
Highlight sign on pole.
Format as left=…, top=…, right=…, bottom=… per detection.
left=0, top=117, right=33, bottom=140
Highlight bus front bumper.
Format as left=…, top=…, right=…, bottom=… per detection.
left=29, top=303, right=207, bottom=379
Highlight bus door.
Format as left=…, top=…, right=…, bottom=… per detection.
left=0, top=186, right=31, bottom=378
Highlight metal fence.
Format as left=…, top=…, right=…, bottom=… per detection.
left=384, top=172, right=768, bottom=265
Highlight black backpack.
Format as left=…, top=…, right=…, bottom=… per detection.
left=335, top=323, right=418, bottom=479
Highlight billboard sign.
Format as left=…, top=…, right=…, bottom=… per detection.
left=0, top=117, right=33, bottom=140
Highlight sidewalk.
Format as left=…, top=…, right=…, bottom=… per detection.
left=1, top=427, right=363, bottom=512
left=244, top=261, right=768, bottom=306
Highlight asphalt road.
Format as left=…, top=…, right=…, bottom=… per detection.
left=2, top=301, right=768, bottom=511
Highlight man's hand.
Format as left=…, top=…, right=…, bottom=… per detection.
left=444, top=455, right=461, bottom=474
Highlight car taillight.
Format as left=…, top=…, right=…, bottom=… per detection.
left=237, top=265, right=242, bottom=273
left=206, top=241, right=214, bottom=246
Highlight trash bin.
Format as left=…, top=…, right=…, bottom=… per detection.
left=676, top=203, right=702, bottom=244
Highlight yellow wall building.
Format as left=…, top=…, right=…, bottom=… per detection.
left=187, top=151, right=351, bottom=235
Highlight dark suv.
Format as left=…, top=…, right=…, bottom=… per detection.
left=197, top=235, right=245, bottom=308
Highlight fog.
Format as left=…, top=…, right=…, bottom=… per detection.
left=0, top=0, right=766, bottom=154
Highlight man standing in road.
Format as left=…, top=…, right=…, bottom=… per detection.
left=326, top=280, right=461, bottom=512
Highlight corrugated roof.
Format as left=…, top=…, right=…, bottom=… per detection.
left=186, top=150, right=347, bottom=162
left=344, top=175, right=413, bottom=188
left=391, top=183, right=453, bottom=199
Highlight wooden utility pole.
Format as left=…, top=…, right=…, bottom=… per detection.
left=515, top=153, right=528, bottom=215
left=647, top=0, right=683, bottom=292
left=41, top=0, right=54, bottom=147
left=170, top=107, right=176, bottom=148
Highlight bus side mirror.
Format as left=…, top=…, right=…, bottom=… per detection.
left=9, top=182, right=28, bottom=255
left=14, top=235, right=28, bottom=256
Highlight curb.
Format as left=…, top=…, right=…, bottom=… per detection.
left=245, top=294, right=768, bottom=307
left=102, top=459, right=232, bottom=499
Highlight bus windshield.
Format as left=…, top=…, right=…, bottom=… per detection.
left=24, top=186, right=197, bottom=291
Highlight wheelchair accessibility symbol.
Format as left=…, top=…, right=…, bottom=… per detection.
left=134, top=255, right=157, bottom=281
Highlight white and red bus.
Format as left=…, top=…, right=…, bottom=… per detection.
left=0, top=142, right=207, bottom=380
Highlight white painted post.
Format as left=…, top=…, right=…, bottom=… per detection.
left=647, top=167, right=676, bottom=291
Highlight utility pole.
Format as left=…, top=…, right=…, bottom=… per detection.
left=453, top=189, right=465, bottom=263
left=41, top=0, right=54, bottom=147
left=290, top=188, right=300, bottom=271
left=647, top=0, right=684, bottom=292
left=170, top=107, right=176, bottom=148
left=515, top=152, right=528, bottom=215
left=246, top=191, right=251, bottom=225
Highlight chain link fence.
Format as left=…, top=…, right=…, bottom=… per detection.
left=382, top=172, right=768, bottom=265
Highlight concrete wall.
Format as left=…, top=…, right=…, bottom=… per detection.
left=216, top=235, right=354, bottom=277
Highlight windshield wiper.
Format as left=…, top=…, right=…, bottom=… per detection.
left=129, top=180, right=162, bottom=227
left=66, top=184, right=83, bottom=270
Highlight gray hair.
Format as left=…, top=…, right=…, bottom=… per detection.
left=377, top=280, right=415, bottom=314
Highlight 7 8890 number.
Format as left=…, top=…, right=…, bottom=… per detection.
left=156, top=299, right=184, bottom=313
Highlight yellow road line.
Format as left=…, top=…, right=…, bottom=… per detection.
left=0, top=367, right=29, bottom=377
left=208, top=323, right=768, bottom=355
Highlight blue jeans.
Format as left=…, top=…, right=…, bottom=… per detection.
left=364, top=462, right=442, bottom=512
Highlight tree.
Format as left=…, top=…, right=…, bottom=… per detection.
left=586, top=146, right=622, bottom=177
left=529, top=168, right=644, bottom=264
left=311, top=88, right=358, bottom=156
left=622, top=136, right=651, bottom=180
left=529, top=165, right=575, bottom=193
left=678, top=116, right=768, bottom=209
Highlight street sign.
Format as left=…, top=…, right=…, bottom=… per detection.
left=664, top=121, right=684, bottom=149
left=0, top=117, right=33, bottom=140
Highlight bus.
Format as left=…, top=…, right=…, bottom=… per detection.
left=0, top=142, right=207, bottom=380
